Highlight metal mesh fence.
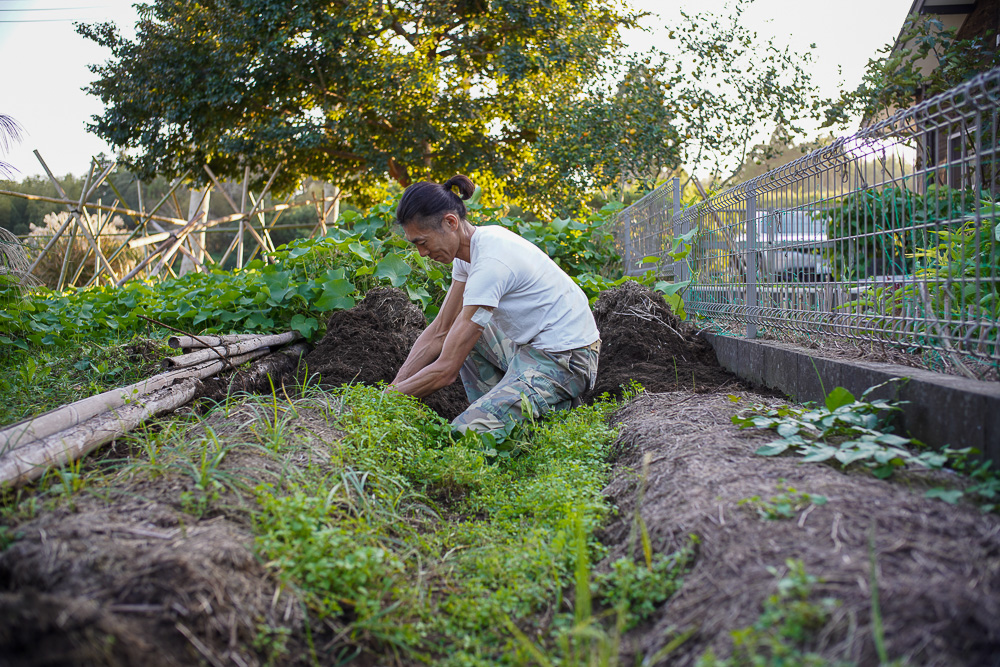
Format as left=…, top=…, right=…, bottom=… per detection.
left=608, top=178, right=682, bottom=279
left=615, top=68, right=1000, bottom=378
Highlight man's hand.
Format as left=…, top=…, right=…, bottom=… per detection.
left=391, top=305, right=490, bottom=399
left=391, top=280, right=466, bottom=386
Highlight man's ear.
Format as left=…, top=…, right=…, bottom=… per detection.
left=442, top=212, right=460, bottom=230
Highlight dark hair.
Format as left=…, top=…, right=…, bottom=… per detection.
left=395, top=175, right=475, bottom=229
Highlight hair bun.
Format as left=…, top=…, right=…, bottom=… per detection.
left=443, top=174, right=475, bottom=200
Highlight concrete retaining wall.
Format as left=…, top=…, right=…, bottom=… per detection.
left=704, top=333, right=1000, bottom=464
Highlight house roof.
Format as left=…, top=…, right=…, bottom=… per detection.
left=894, top=0, right=976, bottom=54
left=907, top=0, right=976, bottom=15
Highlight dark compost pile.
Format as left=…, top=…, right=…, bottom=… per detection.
left=301, top=287, right=469, bottom=420
left=587, top=281, right=737, bottom=400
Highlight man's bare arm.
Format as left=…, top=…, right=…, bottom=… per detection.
left=392, top=280, right=466, bottom=385
left=389, top=305, right=489, bottom=398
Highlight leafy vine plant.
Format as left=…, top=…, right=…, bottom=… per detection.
left=731, top=383, right=936, bottom=480
left=732, top=382, right=1000, bottom=511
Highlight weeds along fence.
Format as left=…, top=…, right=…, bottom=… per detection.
left=613, top=68, right=1000, bottom=379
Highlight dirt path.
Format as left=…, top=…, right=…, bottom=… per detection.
left=602, top=390, right=1000, bottom=666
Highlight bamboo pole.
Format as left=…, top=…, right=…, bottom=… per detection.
left=204, top=341, right=310, bottom=399
left=162, top=332, right=301, bottom=368
left=34, top=152, right=121, bottom=282
left=173, top=241, right=210, bottom=273
left=73, top=208, right=106, bottom=287
left=102, top=173, right=189, bottom=271
left=239, top=166, right=249, bottom=268
left=246, top=191, right=277, bottom=254
left=150, top=199, right=208, bottom=276
left=57, top=161, right=97, bottom=291
left=0, top=190, right=188, bottom=227
left=202, top=163, right=281, bottom=260
left=116, top=237, right=171, bottom=285
left=129, top=231, right=172, bottom=248
left=168, top=333, right=264, bottom=349
left=28, top=160, right=95, bottom=281
left=0, top=379, right=202, bottom=489
left=0, top=349, right=268, bottom=453
left=217, top=225, right=242, bottom=269
left=243, top=192, right=294, bottom=265
left=55, top=213, right=78, bottom=291
left=3, top=190, right=301, bottom=242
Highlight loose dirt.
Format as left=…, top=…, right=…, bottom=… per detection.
left=2, top=283, right=998, bottom=665
left=299, top=287, right=469, bottom=420
left=586, top=281, right=738, bottom=400
left=601, top=390, right=1000, bottom=666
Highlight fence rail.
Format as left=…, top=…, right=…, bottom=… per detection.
left=613, top=68, right=1000, bottom=379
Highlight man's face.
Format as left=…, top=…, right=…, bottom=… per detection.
left=403, top=214, right=459, bottom=263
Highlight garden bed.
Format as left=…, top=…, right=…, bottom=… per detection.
left=1, top=284, right=997, bottom=665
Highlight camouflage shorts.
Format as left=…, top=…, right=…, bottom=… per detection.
left=451, top=321, right=600, bottom=443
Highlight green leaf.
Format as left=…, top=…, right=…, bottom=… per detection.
left=290, top=314, right=319, bottom=338
left=824, top=387, right=856, bottom=411
left=374, top=253, right=412, bottom=287
left=925, top=488, right=963, bottom=504
left=654, top=280, right=690, bottom=295
left=348, top=242, right=372, bottom=262
left=875, top=433, right=910, bottom=447
left=551, top=218, right=570, bottom=234
left=662, top=292, right=686, bottom=320
left=315, top=278, right=356, bottom=311
left=755, top=442, right=791, bottom=456
left=801, top=445, right=837, bottom=462
left=835, top=448, right=873, bottom=466
left=776, top=422, right=799, bottom=438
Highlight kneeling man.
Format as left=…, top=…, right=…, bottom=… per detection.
left=388, top=174, right=600, bottom=443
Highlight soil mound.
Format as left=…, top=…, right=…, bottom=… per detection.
left=601, top=390, right=1000, bottom=666
left=0, top=470, right=308, bottom=666
left=301, top=287, right=469, bottom=420
left=587, top=282, right=736, bottom=399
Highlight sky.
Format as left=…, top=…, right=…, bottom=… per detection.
left=0, top=0, right=916, bottom=179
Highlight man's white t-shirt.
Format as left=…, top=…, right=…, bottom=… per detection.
left=450, top=225, right=599, bottom=352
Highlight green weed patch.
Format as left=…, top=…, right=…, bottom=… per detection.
left=247, top=385, right=692, bottom=664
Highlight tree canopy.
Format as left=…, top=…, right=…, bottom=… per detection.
left=79, top=0, right=671, bottom=214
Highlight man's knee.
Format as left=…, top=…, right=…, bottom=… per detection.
left=452, top=405, right=506, bottom=435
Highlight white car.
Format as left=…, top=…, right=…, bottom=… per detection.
left=754, top=210, right=832, bottom=282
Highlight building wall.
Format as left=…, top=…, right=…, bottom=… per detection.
left=956, top=0, right=1000, bottom=44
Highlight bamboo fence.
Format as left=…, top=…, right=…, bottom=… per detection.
left=1, top=152, right=343, bottom=288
